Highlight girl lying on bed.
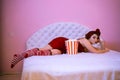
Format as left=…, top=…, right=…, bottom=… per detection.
left=11, top=28, right=109, bottom=68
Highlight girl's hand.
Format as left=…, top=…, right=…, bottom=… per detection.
left=104, top=48, right=110, bottom=52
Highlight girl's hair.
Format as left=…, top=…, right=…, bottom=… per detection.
left=85, top=29, right=101, bottom=39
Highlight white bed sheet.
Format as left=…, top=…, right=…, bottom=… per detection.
left=21, top=50, right=120, bottom=80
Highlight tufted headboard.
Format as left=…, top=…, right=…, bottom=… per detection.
left=26, top=22, right=91, bottom=49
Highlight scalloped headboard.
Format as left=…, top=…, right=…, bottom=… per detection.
left=26, top=22, right=91, bottom=49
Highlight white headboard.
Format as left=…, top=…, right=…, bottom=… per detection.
left=26, top=22, right=91, bottom=49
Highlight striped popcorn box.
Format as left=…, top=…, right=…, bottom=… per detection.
left=65, top=39, right=78, bottom=55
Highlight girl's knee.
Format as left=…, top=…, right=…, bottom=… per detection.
left=51, top=49, right=61, bottom=55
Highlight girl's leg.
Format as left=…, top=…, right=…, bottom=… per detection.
left=51, top=49, right=62, bottom=55
left=11, top=48, right=51, bottom=68
left=42, top=45, right=62, bottom=55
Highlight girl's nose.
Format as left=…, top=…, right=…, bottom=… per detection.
left=96, top=39, right=99, bottom=43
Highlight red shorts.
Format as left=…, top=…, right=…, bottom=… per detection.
left=48, top=37, right=68, bottom=54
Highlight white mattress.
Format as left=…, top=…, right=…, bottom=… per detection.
left=21, top=50, right=120, bottom=80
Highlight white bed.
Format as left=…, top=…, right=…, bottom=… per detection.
left=21, top=22, right=120, bottom=80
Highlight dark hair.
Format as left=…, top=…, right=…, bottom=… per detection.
left=85, top=29, right=101, bottom=39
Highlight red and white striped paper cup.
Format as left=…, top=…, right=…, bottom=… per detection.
left=65, top=39, right=78, bottom=55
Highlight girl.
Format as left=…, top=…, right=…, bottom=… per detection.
left=11, top=29, right=109, bottom=68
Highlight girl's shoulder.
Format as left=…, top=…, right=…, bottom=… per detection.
left=78, top=38, right=90, bottom=45
left=78, top=38, right=87, bottom=41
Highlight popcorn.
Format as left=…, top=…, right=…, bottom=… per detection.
left=65, top=39, right=78, bottom=55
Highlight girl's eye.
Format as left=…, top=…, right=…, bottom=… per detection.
left=93, top=36, right=96, bottom=39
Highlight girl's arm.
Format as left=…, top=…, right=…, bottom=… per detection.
left=82, top=39, right=109, bottom=53
left=99, top=40, right=105, bottom=50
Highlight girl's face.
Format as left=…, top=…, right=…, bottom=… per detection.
left=89, top=34, right=99, bottom=44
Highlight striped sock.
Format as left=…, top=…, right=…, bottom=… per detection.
left=11, top=48, right=51, bottom=68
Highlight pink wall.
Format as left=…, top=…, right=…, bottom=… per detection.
left=2, top=0, right=120, bottom=73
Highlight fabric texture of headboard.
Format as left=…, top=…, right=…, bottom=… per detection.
left=26, top=22, right=91, bottom=49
